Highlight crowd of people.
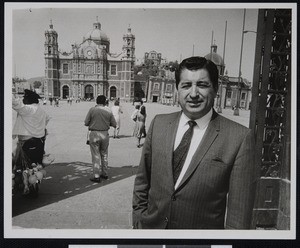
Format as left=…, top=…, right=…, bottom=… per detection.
left=12, top=56, right=257, bottom=230
left=84, top=95, right=147, bottom=182
left=46, top=96, right=82, bottom=106
left=12, top=90, right=148, bottom=190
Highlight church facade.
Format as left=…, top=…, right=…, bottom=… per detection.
left=44, top=19, right=135, bottom=101
left=43, top=19, right=251, bottom=108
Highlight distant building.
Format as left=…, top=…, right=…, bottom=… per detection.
left=141, top=43, right=251, bottom=108
left=204, top=42, right=226, bottom=75
left=44, top=18, right=252, bottom=107
left=219, top=75, right=252, bottom=110
left=144, top=50, right=162, bottom=72
left=147, top=68, right=177, bottom=104
left=205, top=42, right=252, bottom=110
left=44, top=19, right=135, bottom=101
left=136, top=50, right=177, bottom=104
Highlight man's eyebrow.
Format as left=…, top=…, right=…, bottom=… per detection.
left=197, top=80, right=210, bottom=84
left=179, top=81, right=211, bottom=85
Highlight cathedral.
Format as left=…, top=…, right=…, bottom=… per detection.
left=43, top=18, right=251, bottom=109
left=44, top=18, right=135, bottom=101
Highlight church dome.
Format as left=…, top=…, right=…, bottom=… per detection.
left=85, top=21, right=109, bottom=43
left=204, top=43, right=224, bottom=66
left=86, top=28, right=109, bottom=42
left=204, top=52, right=224, bottom=66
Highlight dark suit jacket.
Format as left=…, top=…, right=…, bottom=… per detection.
left=132, top=110, right=258, bottom=229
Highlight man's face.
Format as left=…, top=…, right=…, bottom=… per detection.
left=177, top=68, right=217, bottom=120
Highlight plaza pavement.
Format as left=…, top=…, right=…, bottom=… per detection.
left=11, top=100, right=250, bottom=230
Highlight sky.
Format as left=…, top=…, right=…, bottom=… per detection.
left=7, top=3, right=259, bottom=81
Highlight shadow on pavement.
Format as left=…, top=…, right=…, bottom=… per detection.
left=110, top=134, right=133, bottom=139
left=12, top=161, right=138, bottom=217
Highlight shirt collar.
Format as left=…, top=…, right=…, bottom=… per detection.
left=179, top=108, right=213, bottom=130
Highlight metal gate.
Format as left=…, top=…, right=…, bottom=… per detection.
left=249, top=9, right=291, bottom=229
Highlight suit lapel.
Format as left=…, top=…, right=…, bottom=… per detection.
left=175, top=110, right=220, bottom=191
left=165, top=111, right=182, bottom=190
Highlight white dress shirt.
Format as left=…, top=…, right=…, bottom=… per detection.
left=174, top=108, right=213, bottom=189
left=12, top=96, right=50, bottom=139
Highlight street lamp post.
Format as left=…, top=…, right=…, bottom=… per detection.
left=234, top=9, right=246, bottom=116
left=217, top=20, right=227, bottom=113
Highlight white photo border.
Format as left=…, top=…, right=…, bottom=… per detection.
left=4, top=2, right=297, bottom=240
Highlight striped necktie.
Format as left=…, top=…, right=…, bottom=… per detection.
left=172, top=120, right=197, bottom=184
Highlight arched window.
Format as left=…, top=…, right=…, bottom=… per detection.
left=62, top=85, right=69, bottom=99
left=85, top=85, right=94, bottom=100
left=110, top=86, right=117, bottom=99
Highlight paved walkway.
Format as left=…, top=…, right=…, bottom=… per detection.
left=11, top=100, right=250, bottom=229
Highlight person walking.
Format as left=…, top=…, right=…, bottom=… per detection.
left=84, top=95, right=117, bottom=183
left=132, top=105, right=146, bottom=148
left=111, top=100, right=123, bottom=138
left=131, top=105, right=140, bottom=137
left=54, top=98, right=59, bottom=107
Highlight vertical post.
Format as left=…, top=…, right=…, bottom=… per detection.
left=217, top=20, right=227, bottom=113
left=234, top=9, right=246, bottom=116
left=210, top=31, right=214, bottom=60
left=192, top=44, right=194, bottom=56
left=147, top=79, right=152, bottom=102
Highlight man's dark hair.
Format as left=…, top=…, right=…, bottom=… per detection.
left=175, top=56, right=219, bottom=92
left=96, top=95, right=106, bottom=105
left=23, top=89, right=41, bottom=104
left=140, top=105, right=146, bottom=115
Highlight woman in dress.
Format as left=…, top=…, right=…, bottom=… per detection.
left=111, top=100, right=123, bottom=138
left=134, top=105, right=146, bottom=148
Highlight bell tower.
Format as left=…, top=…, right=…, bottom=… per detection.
left=44, top=20, right=58, bottom=56
left=122, top=25, right=135, bottom=60
left=121, top=25, right=136, bottom=101
left=44, top=20, right=60, bottom=98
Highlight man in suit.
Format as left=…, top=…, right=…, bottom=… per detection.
left=132, top=56, right=257, bottom=229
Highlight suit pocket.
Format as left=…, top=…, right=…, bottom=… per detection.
left=210, top=157, right=228, bottom=167
left=201, top=158, right=230, bottom=173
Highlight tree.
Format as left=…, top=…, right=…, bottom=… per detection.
left=167, top=60, right=179, bottom=72
left=33, top=81, right=42, bottom=89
